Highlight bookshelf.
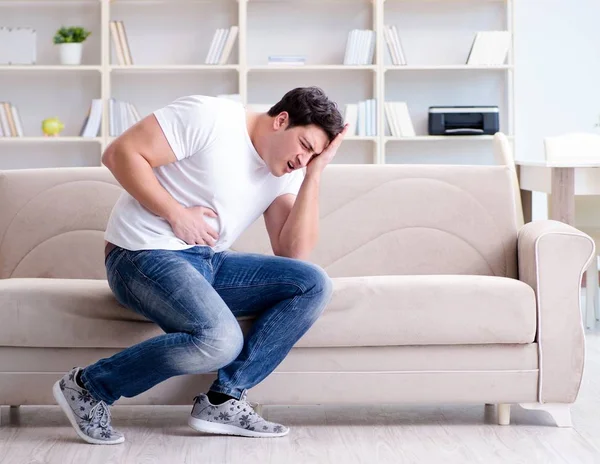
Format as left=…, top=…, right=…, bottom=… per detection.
left=0, top=0, right=515, bottom=169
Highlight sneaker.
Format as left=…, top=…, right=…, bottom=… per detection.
left=188, top=393, right=289, bottom=438
left=52, top=367, right=124, bottom=445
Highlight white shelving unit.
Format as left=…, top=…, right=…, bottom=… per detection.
left=0, top=0, right=515, bottom=169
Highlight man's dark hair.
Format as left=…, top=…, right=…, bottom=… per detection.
left=268, top=87, right=344, bottom=142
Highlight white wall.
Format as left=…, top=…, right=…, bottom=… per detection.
left=514, top=0, right=600, bottom=161
left=514, top=0, right=600, bottom=222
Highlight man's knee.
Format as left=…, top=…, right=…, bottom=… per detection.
left=184, top=319, right=244, bottom=373
left=298, top=262, right=333, bottom=299
left=293, top=262, right=333, bottom=324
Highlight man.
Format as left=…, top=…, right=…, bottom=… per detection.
left=52, top=87, right=347, bottom=445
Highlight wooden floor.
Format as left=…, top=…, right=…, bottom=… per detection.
left=2, top=333, right=600, bottom=464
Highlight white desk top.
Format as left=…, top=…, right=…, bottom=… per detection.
left=516, top=159, right=600, bottom=168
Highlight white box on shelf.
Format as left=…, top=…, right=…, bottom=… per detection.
left=0, top=27, right=36, bottom=65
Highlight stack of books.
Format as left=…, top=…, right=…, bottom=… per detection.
left=0, top=27, right=36, bottom=65
left=110, top=21, right=133, bottom=65
left=205, top=26, right=239, bottom=65
left=267, top=55, right=306, bottom=66
left=0, top=102, right=24, bottom=137
left=343, top=29, right=375, bottom=65
left=383, top=25, right=407, bottom=66
left=79, top=99, right=103, bottom=138
left=344, top=99, right=377, bottom=137
left=385, top=102, right=415, bottom=137
left=466, top=31, right=511, bottom=65
left=108, top=98, right=141, bottom=137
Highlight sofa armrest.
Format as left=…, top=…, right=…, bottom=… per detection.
left=518, top=220, right=596, bottom=403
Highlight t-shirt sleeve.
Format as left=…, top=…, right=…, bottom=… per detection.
left=153, top=96, right=219, bottom=161
left=278, top=169, right=305, bottom=197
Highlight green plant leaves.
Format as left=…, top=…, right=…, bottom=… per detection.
left=53, top=27, right=91, bottom=44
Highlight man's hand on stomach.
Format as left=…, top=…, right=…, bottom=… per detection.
left=168, top=206, right=219, bottom=246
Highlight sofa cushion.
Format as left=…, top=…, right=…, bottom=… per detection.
left=0, top=275, right=536, bottom=349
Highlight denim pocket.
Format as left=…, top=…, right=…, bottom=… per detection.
left=105, top=246, right=125, bottom=275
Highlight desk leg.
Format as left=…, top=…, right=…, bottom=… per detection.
left=521, top=189, right=532, bottom=224
left=516, top=165, right=532, bottom=224
left=550, top=167, right=575, bottom=225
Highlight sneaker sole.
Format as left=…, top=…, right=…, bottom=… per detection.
left=188, top=416, right=289, bottom=438
left=52, top=380, right=124, bottom=445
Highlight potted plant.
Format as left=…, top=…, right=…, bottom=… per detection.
left=53, top=26, right=91, bottom=65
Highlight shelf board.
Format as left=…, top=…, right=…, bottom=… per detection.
left=385, top=135, right=505, bottom=142
left=385, top=65, right=513, bottom=72
left=0, top=137, right=103, bottom=143
left=0, top=65, right=102, bottom=72
left=110, top=65, right=239, bottom=73
left=248, top=65, right=377, bottom=72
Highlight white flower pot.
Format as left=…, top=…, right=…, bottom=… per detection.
left=59, top=43, right=83, bottom=65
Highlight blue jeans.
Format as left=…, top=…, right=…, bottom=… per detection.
left=80, top=246, right=333, bottom=405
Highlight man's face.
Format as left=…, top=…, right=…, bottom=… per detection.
left=266, top=113, right=329, bottom=177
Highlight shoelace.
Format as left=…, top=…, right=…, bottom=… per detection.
left=89, top=401, right=111, bottom=428
left=238, top=393, right=262, bottom=417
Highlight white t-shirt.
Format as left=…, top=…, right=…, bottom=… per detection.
left=104, top=95, right=304, bottom=252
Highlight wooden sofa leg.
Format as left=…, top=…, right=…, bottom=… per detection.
left=519, top=403, right=573, bottom=427
left=498, top=404, right=511, bottom=425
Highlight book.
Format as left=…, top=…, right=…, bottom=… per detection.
left=0, top=103, right=10, bottom=136
left=384, top=25, right=406, bottom=66
left=109, top=21, right=126, bottom=65
left=0, top=102, right=23, bottom=136
left=343, top=29, right=375, bottom=65
left=344, top=104, right=358, bottom=136
left=205, top=29, right=222, bottom=64
left=467, top=31, right=511, bottom=65
left=385, top=102, right=415, bottom=137
left=219, top=26, right=239, bottom=65
left=80, top=99, right=103, bottom=137
left=116, top=21, right=133, bottom=65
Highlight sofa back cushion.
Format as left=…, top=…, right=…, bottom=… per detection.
left=233, top=164, right=519, bottom=278
left=0, top=164, right=519, bottom=280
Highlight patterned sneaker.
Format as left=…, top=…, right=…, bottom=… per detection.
left=188, top=393, right=289, bottom=438
left=52, top=367, right=124, bottom=445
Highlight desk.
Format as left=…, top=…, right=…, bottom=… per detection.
left=515, top=160, right=600, bottom=225
left=516, top=160, right=600, bottom=328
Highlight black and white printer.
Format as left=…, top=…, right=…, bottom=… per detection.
left=428, top=106, right=500, bottom=136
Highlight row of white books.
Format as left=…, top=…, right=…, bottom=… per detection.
left=0, top=102, right=24, bottom=137
left=110, top=21, right=134, bottom=66
left=343, top=100, right=415, bottom=137
left=344, top=100, right=377, bottom=137
left=205, top=26, right=239, bottom=65
left=466, top=31, right=511, bottom=65
left=385, top=102, right=415, bottom=137
left=109, top=98, right=142, bottom=137
left=344, top=29, right=375, bottom=66
left=0, top=27, right=36, bottom=65
left=78, top=98, right=143, bottom=138
left=383, top=25, right=407, bottom=66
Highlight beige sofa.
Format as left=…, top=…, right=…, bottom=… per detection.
left=0, top=164, right=595, bottom=427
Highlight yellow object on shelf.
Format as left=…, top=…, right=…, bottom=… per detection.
left=42, top=117, right=65, bottom=136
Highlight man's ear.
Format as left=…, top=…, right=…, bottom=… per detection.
left=273, top=112, right=289, bottom=130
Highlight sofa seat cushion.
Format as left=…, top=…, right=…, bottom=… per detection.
left=0, top=275, right=536, bottom=349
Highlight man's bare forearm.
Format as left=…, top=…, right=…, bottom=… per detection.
left=103, top=146, right=183, bottom=223
left=278, top=172, right=321, bottom=260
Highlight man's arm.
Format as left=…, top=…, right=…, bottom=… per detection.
left=102, top=114, right=184, bottom=223
left=102, top=114, right=219, bottom=246
left=264, top=125, right=348, bottom=260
